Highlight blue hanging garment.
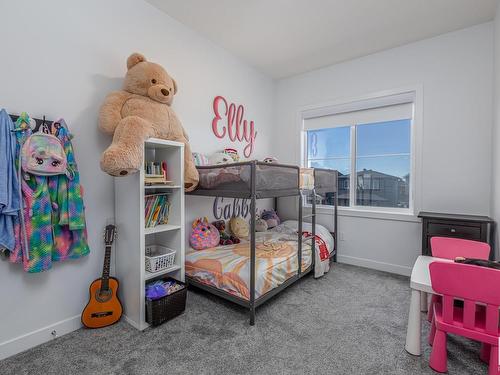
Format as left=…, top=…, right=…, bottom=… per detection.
left=0, top=109, right=21, bottom=252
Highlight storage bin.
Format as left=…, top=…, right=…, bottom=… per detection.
left=146, top=278, right=187, bottom=326
left=145, top=245, right=176, bottom=273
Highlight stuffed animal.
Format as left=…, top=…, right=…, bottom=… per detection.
left=209, top=152, right=233, bottom=165
left=192, top=152, right=208, bottom=166
left=261, top=209, right=280, bottom=229
left=223, top=148, right=240, bottom=162
left=189, top=217, right=220, bottom=250
left=263, top=157, right=278, bottom=163
left=229, top=216, right=249, bottom=238
left=98, top=53, right=199, bottom=191
left=255, top=215, right=268, bottom=232
left=212, top=220, right=240, bottom=245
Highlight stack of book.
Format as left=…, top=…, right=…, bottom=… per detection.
left=145, top=194, right=170, bottom=228
left=144, top=161, right=170, bottom=185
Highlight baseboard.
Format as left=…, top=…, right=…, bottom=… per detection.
left=123, top=314, right=140, bottom=330
left=337, top=254, right=412, bottom=276
left=123, top=314, right=149, bottom=331
left=0, top=315, right=82, bottom=360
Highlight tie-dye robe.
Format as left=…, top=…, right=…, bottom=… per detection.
left=10, top=118, right=90, bottom=272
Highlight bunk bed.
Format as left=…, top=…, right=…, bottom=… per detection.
left=186, top=161, right=338, bottom=325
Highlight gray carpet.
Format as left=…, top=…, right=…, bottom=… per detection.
left=0, top=263, right=487, bottom=375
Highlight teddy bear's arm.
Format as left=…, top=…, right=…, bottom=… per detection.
left=98, top=91, right=131, bottom=135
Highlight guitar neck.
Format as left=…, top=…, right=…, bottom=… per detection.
left=101, top=244, right=112, bottom=291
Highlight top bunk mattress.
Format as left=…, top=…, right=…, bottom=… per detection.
left=195, top=161, right=300, bottom=198
left=192, top=162, right=338, bottom=198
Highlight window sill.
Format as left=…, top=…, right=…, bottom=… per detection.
left=306, top=204, right=421, bottom=223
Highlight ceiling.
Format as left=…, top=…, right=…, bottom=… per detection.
left=147, top=0, right=497, bottom=79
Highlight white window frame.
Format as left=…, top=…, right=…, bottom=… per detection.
left=298, top=86, right=423, bottom=221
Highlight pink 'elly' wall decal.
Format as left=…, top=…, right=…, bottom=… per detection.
left=211, top=95, right=257, bottom=158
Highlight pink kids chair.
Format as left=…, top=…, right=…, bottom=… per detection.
left=427, top=237, right=491, bottom=322
left=431, top=237, right=491, bottom=260
left=428, top=261, right=500, bottom=374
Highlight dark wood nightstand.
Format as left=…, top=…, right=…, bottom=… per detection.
left=418, top=211, right=495, bottom=259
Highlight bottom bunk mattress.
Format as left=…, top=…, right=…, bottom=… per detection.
left=185, top=231, right=312, bottom=301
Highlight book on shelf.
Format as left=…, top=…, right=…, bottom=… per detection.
left=144, top=161, right=169, bottom=185
left=144, top=194, right=170, bottom=228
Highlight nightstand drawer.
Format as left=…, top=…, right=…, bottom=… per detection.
left=427, top=223, right=481, bottom=239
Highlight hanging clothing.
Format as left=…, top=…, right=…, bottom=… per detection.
left=0, top=109, right=21, bottom=253
left=10, top=117, right=90, bottom=272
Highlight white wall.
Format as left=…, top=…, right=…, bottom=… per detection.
left=0, top=0, right=496, bottom=361
left=0, top=0, right=274, bottom=359
left=275, top=23, right=494, bottom=275
left=492, top=0, right=500, bottom=260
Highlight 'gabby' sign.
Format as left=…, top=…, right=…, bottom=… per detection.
left=213, top=197, right=251, bottom=220
left=212, top=95, right=257, bottom=158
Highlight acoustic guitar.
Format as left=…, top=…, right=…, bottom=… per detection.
left=81, top=224, right=123, bottom=328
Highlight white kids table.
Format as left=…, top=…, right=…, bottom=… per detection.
left=405, top=255, right=451, bottom=356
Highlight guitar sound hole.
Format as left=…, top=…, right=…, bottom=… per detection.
left=95, top=288, right=112, bottom=303
left=91, top=311, right=113, bottom=318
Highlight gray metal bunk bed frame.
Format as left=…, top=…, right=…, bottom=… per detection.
left=186, top=161, right=338, bottom=325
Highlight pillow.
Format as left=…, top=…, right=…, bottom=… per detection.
left=278, top=220, right=334, bottom=253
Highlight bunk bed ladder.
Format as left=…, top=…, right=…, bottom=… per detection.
left=249, top=161, right=256, bottom=326
left=298, top=193, right=303, bottom=277
left=333, top=184, right=338, bottom=262
left=311, top=188, right=316, bottom=269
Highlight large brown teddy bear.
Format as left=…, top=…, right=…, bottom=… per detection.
left=99, top=53, right=199, bottom=191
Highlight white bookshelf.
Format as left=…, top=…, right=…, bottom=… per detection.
left=115, top=138, right=185, bottom=330
left=144, top=224, right=182, bottom=235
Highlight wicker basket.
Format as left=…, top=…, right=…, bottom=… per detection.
left=145, top=245, right=176, bottom=273
left=146, top=278, right=187, bottom=326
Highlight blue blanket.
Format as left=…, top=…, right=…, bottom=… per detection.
left=0, top=109, right=20, bottom=251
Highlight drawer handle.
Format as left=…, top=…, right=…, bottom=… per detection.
left=450, top=228, right=456, bottom=233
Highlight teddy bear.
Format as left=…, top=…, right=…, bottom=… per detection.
left=98, top=53, right=199, bottom=191
left=212, top=220, right=240, bottom=246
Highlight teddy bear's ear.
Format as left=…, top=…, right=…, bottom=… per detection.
left=127, top=53, right=146, bottom=70
left=172, top=78, right=178, bottom=94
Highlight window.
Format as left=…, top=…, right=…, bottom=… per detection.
left=303, top=94, right=414, bottom=212
left=307, top=126, right=351, bottom=205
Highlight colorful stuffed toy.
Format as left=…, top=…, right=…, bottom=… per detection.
left=189, top=217, right=220, bottom=250
left=229, top=216, right=249, bottom=238
left=212, top=220, right=240, bottom=245
left=98, top=53, right=199, bottom=191
left=223, top=148, right=240, bottom=162
left=261, top=209, right=280, bottom=229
